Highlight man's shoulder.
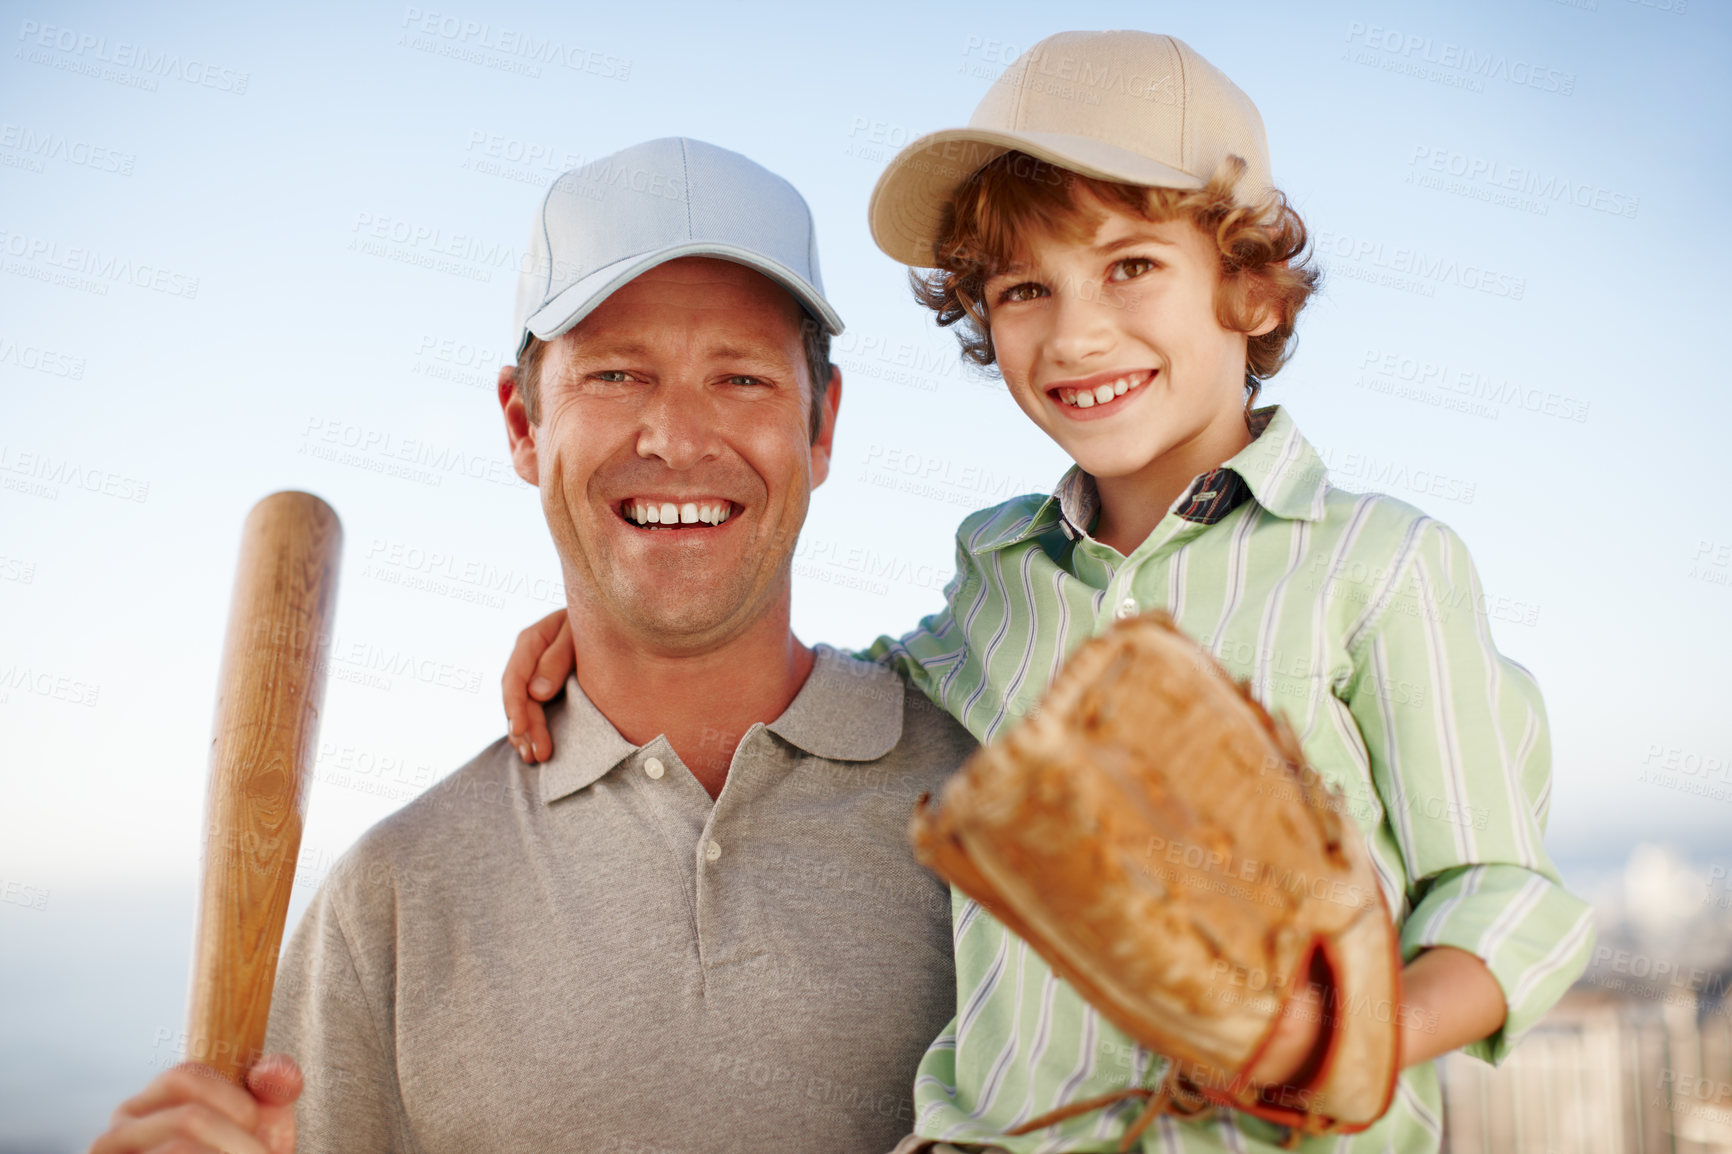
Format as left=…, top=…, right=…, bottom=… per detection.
left=893, top=669, right=978, bottom=770
left=809, top=645, right=976, bottom=784
left=313, top=737, right=532, bottom=904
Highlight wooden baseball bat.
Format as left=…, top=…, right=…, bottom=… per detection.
left=186, top=491, right=342, bottom=1083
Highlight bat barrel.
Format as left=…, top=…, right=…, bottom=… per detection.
left=186, top=491, right=342, bottom=1082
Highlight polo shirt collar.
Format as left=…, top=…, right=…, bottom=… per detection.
left=766, top=645, right=905, bottom=762
left=536, top=644, right=906, bottom=804
left=537, top=681, right=641, bottom=804
left=968, top=404, right=1328, bottom=555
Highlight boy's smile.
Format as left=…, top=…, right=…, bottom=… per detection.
left=1047, top=367, right=1155, bottom=417
left=983, top=200, right=1276, bottom=548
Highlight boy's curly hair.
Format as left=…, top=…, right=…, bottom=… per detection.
left=912, top=151, right=1318, bottom=401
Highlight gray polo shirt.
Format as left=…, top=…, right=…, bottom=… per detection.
left=267, top=645, right=976, bottom=1154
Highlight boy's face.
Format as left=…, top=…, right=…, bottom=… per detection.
left=982, top=198, right=1273, bottom=489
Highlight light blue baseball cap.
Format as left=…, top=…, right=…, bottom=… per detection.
left=512, top=137, right=844, bottom=359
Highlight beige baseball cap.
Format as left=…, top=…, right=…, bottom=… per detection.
left=869, top=30, right=1272, bottom=268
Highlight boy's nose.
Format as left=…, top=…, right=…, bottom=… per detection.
left=1044, top=281, right=1117, bottom=365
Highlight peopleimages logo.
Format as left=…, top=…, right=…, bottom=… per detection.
left=0, top=123, right=135, bottom=175
left=1343, top=22, right=1575, bottom=96
left=0, top=228, right=201, bottom=299
left=398, top=7, right=631, bottom=81
left=1408, top=146, right=1639, bottom=220
left=14, top=20, right=250, bottom=93
left=1313, top=229, right=1526, bottom=302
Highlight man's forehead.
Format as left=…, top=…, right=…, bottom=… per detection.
left=565, top=258, right=807, bottom=351
left=617, top=256, right=803, bottom=310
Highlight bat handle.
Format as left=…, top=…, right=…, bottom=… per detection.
left=186, top=491, right=341, bottom=1082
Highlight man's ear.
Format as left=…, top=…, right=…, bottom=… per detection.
left=499, top=364, right=539, bottom=486
left=809, top=365, right=843, bottom=489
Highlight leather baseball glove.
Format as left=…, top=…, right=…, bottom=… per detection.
left=909, top=611, right=1400, bottom=1143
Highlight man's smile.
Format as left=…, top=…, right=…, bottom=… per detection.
left=618, top=498, right=739, bottom=528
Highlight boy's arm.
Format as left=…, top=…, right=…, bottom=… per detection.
left=858, top=526, right=976, bottom=710
left=1342, top=518, right=1594, bottom=1065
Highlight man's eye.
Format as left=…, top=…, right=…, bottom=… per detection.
left=1110, top=257, right=1157, bottom=281
left=591, top=370, right=632, bottom=383
left=997, top=281, right=1047, bottom=304
left=726, top=375, right=768, bottom=387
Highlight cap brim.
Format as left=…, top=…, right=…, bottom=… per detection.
left=868, top=128, right=1203, bottom=268
left=521, top=242, right=845, bottom=359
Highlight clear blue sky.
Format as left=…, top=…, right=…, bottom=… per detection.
left=3, top=0, right=1728, bottom=1142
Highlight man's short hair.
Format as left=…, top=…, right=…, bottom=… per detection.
left=515, top=315, right=833, bottom=443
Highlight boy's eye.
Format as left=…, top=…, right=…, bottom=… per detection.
left=1109, top=257, right=1157, bottom=281
left=997, top=281, right=1047, bottom=304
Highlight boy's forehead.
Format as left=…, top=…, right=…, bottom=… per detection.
left=1001, top=210, right=1191, bottom=271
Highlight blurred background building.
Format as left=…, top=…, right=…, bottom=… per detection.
left=1439, top=846, right=1732, bottom=1153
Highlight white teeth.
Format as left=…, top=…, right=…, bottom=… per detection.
left=626, top=499, right=733, bottom=526
left=1053, top=373, right=1149, bottom=408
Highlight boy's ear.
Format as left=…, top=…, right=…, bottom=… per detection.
left=1244, top=290, right=1282, bottom=339
left=499, top=364, right=540, bottom=486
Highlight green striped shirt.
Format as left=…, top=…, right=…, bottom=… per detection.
left=868, top=406, right=1593, bottom=1153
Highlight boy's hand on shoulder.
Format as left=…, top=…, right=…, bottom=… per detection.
left=502, top=609, right=574, bottom=764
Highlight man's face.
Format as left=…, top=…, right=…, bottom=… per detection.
left=981, top=202, right=1270, bottom=487
left=501, top=257, right=839, bottom=653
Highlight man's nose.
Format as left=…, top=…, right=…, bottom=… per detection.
left=634, top=384, right=724, bottom=469
left=1045, top=278, right=1116, bottom=365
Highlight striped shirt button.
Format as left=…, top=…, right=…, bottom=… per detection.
left=704, top=839, right=722, bottom=862
left=643, top=756, right=665, bottom=780
left=1115, top=597, right=1139, bottom=619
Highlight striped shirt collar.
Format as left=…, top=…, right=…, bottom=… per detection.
left=971, top=404, right=1329, bottom=553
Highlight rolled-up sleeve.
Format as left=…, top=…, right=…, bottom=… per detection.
left=1343, top=518, right=1594, bottom=1064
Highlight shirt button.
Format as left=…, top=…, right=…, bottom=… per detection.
left=1115, top=597, right=1139, bottom=620
left=643, top=756, right=665, bottom=780
left=704, top=840, right=722, bottom=862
